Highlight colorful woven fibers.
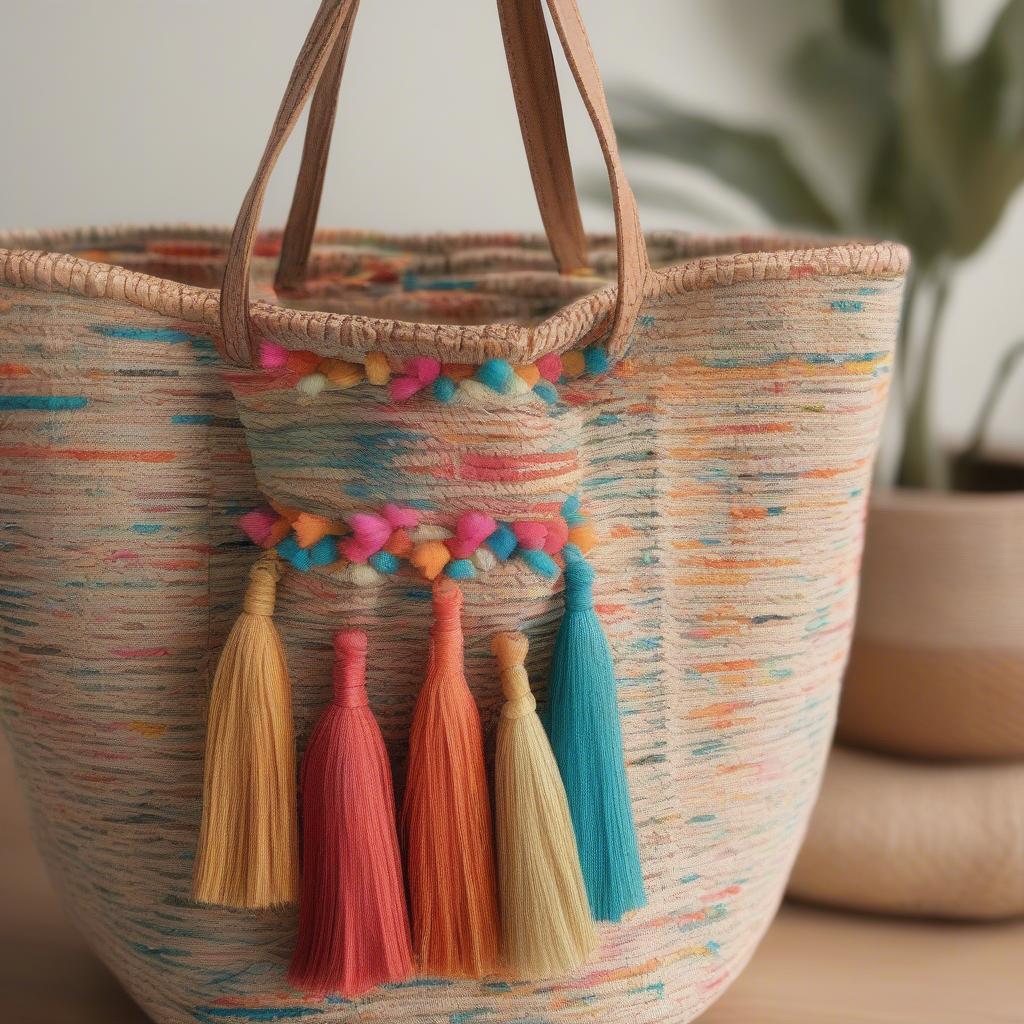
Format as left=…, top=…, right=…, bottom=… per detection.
left=239, top=496, right=596, bottom=583
left=253, top=339, right=607, bottom=406
left=0, top=226, right=906, bottom=1024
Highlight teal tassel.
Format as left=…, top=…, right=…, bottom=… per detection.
left=546, top=545, right=646, bottom=922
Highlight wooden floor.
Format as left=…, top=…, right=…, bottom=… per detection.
left=2, top=741, right=1021, bottom=1023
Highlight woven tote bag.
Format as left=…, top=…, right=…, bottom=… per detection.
left=0, top=1, right=907, bottom=1021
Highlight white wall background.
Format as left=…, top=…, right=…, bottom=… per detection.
left=1, top=0, right=1020, bottom=455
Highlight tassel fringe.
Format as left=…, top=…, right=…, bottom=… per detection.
left=289, top=630, right=413, bottom=997
left=403, top=580, right=500, bottom=977
left=192, top=552, right=299, bottom=909
left=546, top=545, right=646, bottom=922
left=493, top=631, right=596, bottom=978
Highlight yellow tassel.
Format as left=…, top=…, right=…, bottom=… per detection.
left=192, top=552, right=299, bottom=908
left=492, top=631, right=597, bottom=978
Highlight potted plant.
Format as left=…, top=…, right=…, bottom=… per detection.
left=611, top=0, right=1024, bottom=759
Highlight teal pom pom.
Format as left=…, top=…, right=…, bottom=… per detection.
left=546, top=545, right=646, bottom=921
left=369, top=550, right=400, bottom=574
left=444, top=558, right=476, bottom=580
left=583, top=346, right=610, bottom=375
left=533, top=382, right=558, bottom=404
left=476, top=358, right=514, bottom=393
left=520, top=548, right=559, bottom=578
left=276, top=536, right=311, bottom=572
left=433, top=376, right=458, bottom=403
left=308, top=535, right=339, bottom=567
left=561, top=495, right=585, bottom=526
left=486, top=524, right=517, bottom=560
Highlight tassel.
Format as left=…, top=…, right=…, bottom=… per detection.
left=546, top=545, right=646, bottom=922
left=403, top=580, right=499, bottom=977
left=492, top=631, right=596, bottom=978
left=192, top=552, right=299, bottom=908
left=289, top=630, right=413, bottom=997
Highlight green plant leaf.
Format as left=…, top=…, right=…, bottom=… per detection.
left=948, top=0, right=1024, bottom=257
left=964, top=0, right=1024, bottom=145
left=611, top=88, right=841, bottom=231
left=839, top=0, right=894, bottom=53
left=857, top=1, right=957, bottom=267
left=787, top=30, right=891, bottom=117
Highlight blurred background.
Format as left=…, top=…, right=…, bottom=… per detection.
left=1, top=1, right=1022, bottom=1021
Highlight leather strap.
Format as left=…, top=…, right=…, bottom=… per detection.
left=496, top=0, right=589, bottom=274
left=275, top=0, right=361, bottom=292
left=276, top=0, right=589, bottom=291
left=219, top=0, right=650, bottom=366
left=220, top=0, right=354, bottom=366
left=543, top=0, right=650, bottom=356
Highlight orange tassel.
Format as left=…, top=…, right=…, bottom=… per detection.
left=403, top=580, right=499, bottom=977
left=289, top=630, right=413, bottom=997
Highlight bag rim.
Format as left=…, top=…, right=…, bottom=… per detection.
left=0, top=225, right=909, bottom=365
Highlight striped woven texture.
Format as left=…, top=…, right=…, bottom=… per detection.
left=0, top=228, right=905, bottom=1024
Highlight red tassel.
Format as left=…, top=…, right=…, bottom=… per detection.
left=403, top=580, right=500, bottom=977
left=288, top=630, right=413, bottom=997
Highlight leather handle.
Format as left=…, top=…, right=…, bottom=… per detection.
left=276, top=0, right=589, bottom=291
left=496, top=0, right=590, bottom=274
left=275, top=0, right=361, bottom=292
left=220, top=0, right=355, bottom=367
left=219, top=0, right=650, bottom=367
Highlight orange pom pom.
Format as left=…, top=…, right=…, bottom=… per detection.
left=567, top=523, right=598, bottom=555
left=286, top=350, right=322, bottom=375
left=319, top=358, right=364, bottom=389
left=292, top=513, right=334, bottom=549
left=561, top=351, right=586, bottom=378
left=364, top=352, right=391, bottom=386
left=514, top=364, right=541, bottom=387
left=410, top=541, right=451, bottom=581
left=385, top=529, right=414, bottom=558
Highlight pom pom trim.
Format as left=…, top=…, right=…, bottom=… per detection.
left=238, top=497, right=596, bottom=583
left=253, top=339, right=612, bottom=407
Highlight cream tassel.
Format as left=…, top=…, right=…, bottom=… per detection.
left=493, top=631, right=596, bottom=978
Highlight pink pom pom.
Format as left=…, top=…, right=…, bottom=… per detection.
left=445, top=536, right=478, bottom=559
left=455, top=510, right=498, bottom=549
left=536, top=352, right=563, bottom=383
left=542, top=517, right=569, bottom=554
left=409, top=357, right=442, bottom=384
left=239, top=506, right=279, bottom=545
left=347, top=512, right=392, bottom=556
left=258, top=340, right=289, bottom=369
left=382, top=504, right=420, bottom=529
left=389, top=376, right=424, bottom=402
left=512, top=521, right=548, bottom=551
left=389, top=358, right=441, bottom=400
left=340, top=536, right=377, bottom=563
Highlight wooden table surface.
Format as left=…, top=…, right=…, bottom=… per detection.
left=2, top=741, right=1021, bottom=1023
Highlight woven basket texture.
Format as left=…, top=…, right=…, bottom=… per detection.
left=0, top=227, right=906, bottom=1023
left=839, top=489, right=1024, bottom=759
left=790, top=747, right=1024, bottom=920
